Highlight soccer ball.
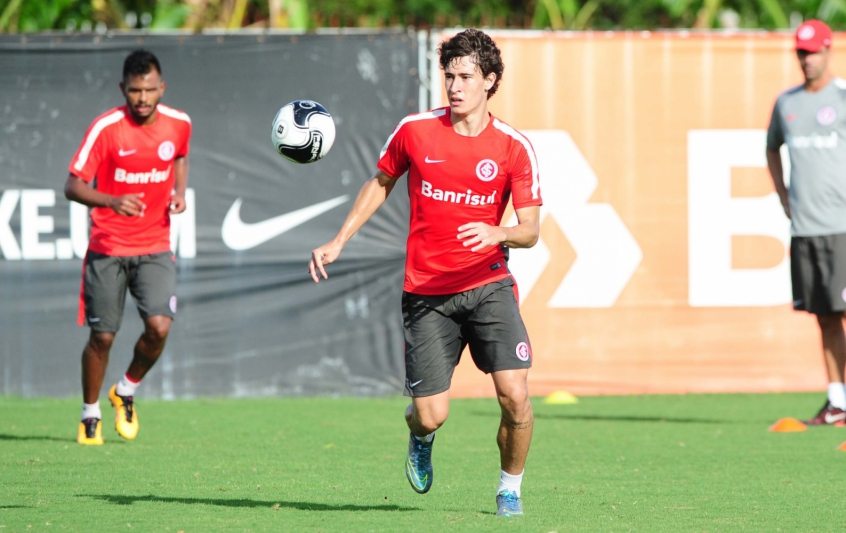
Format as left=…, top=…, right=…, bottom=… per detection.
left=271, top=100, right=336, bottom=164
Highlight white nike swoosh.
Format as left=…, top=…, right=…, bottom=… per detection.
left=408, top=380, right=423, bottom=388
left=825, top=412, right=846, bottom=424
left=222, top=195, right=349, bottom=251
left=118, top=149, right=136, bottom=157
left=424, top=156, right=446, bottom=163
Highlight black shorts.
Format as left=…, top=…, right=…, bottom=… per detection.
left=81, top=250, right=177, bottom=332
left=791, top=234, right=846, bottom=315
left=402, top=277, right=532, bottom=397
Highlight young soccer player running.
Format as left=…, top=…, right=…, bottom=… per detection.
left=309, top=29, right=541, bottom=516
left=65, top=50, right=192, bottom=445
left=767, top=21, right=846, bottom=425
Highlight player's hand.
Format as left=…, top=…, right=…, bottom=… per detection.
left=457, top=222, right=506, bottom=252
left=781, top=198, right=791, bottom=220
left=169, top=193, right=186, bottom=214
left=309, top=241, right=343, bottom=283
left=109, top=193, right=146, bottom=217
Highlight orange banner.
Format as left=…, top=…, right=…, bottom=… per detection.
left=440, top=31, right=846, bottom=397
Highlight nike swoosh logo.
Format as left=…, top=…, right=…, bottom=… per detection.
left=424, top=156, right=446, bottom=163
left=408, top=380, right=423, bottom=388
left=118, top=149, right=136, bottom=157
left=222, top=195, right=349, bottom=251
left=825, top=412, right=846, bottom=424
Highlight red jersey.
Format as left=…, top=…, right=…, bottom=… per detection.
left=68, top=104, right=192, bottom=256
left=377, top=107, right=542, bottom=295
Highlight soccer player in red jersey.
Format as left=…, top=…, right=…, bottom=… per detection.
left=309, top=29, right=541, bottom=516
left=65, top=50, right=192, bottom=445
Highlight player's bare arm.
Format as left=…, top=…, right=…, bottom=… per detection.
left=64, top=173, right=146, bottom=217
left=170, top=156, right=189, bottom=214
left=766, top=149, right=790, bottom=219
left=309, top=170, right=398, bottom=282
left=457, top=206, right=540, bottom=252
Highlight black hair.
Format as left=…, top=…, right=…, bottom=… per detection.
left=438, top=29, right=504, bottom=99
left=123, top=49, right=161, bottom=81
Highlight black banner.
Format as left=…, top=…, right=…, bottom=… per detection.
left=0, top=31, right=419, bottom=397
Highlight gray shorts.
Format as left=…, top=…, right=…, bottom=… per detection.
left=791, top=234, right=846, bottom=315
left=402, top=277, right=532, bottom=397
left=81, top=250, right=177, bottom=332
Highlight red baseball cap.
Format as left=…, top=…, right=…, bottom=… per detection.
left=795, top=20, right=832, bottom=52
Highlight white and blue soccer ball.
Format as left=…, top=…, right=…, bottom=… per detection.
left=271, top=100, right=336, bottom=164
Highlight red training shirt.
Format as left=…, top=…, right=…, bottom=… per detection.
left=377, top=107, right=542, bottom=295
left=68, top=104, right=192, bottom=256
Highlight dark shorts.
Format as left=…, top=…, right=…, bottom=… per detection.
left=791, top=234, right=846, bottom=315
left=82, top=250, right=177, bottom=332
left=402, top=277, right=532, bottom=397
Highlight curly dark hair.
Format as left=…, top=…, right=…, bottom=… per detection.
left=438, top=29, right=504, bottom=99
left=123, top=49, right=161, bottom=82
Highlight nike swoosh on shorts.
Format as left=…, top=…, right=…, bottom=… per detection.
left=221, top=195, right=349, bottom=251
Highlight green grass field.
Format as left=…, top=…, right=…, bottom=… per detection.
left=1, top=392, right=845, bottom=532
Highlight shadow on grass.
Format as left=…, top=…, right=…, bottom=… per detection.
left=78, top=494, right=420, bottom=512
left=0, top=433, right=78, bottom=443
left=472, top=411, right=748, bottom=424
left=0, top=505, right=30, bottom=509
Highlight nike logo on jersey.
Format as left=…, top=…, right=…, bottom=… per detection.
left=825, top=412, right=846, bottom=424
left=408, top=380, right=423, bottom=388
left=424, top=156, right=446, bottom=163
left=221, top=195, right=349, bottom=251
left=118, top=149, right=137, bottom=157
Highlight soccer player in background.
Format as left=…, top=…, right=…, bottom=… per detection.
left=767, top=21, right=846, bottom=425
left=309, top=29, right=541, bottom=516
left=65, top=50, right=192, bottom=445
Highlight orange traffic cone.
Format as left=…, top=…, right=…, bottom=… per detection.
left=769, top=418, right=807, bottom=432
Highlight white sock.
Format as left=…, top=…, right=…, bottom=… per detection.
left=81, top=401, right=101, bottom=421
left=828, top=382, right=846, bottom=409
left=116, top=374, right=140, bottom=397
left=497, top=470, right=523, bottom=497
left=412, top=432, right=434, bottom=443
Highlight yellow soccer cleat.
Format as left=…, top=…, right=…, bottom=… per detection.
left=77, top=418, right=104, bottom=445
left=108, top=384, right=139, bottom=440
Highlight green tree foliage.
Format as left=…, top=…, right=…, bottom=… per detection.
left=4, top=0, right=846, bottom=32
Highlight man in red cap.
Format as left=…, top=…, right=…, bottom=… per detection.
left=767, top=20, right=846, bottom=425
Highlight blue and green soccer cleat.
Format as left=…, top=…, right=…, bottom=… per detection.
left=405, top=432, right=434, bottom=494
left=496, top=490, right=524, bottom=517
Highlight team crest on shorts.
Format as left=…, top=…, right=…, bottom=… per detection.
left=158, top=140, right=176, bottom=161
left=476, top=159, right=498, bottom=182
left=841, top=287, right=846, bottom=304
left=515, top=342, right=530, bottom=361
left=169, top=295, right=177, bottom=313
left=817, top=106, right=837, bottom=126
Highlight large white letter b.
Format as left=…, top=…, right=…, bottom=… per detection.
left=688, top=130, right=791, bottom=307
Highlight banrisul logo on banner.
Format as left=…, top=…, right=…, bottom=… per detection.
left=0, top=189, right=196, bottom=260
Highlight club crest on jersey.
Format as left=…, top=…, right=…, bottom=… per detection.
left=476, top=159, right=498, bottom=182
left=817, top=106, right=837, bottom=126
left=516, top=342, right=530, bottom=361
left=158, top=140, right=176, bottom=161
